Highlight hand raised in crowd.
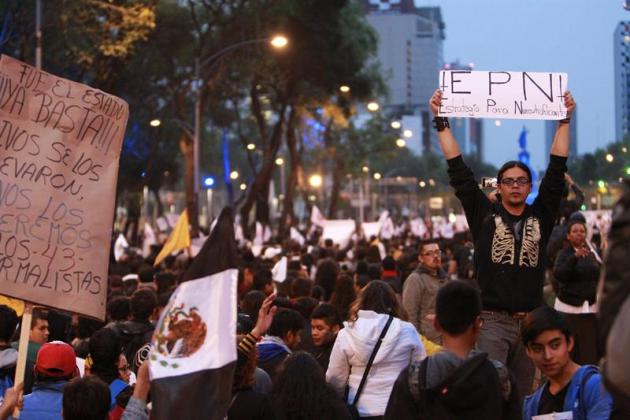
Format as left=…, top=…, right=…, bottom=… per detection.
left=0, top=382, right=23, bottom=420
left=575, top=245, right=590, bottom=258
left=429, top=89, right=443, bottom=116
left=133, top=361, right=151, bottom=403
left=563, top=91, right=576, bottom=119
left=251, top=293, right=277, bottom=339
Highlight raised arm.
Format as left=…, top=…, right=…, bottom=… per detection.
left=549, top=91, right=576, bottom=157
left=429, top=89, right=461, bottom=160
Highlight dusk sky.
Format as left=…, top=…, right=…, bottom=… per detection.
left=425, top=0, right=628, bottom=171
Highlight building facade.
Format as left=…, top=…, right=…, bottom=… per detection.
left=362, top=0, right=444, bottom=153
left=615, top=22, right=630, bottom=142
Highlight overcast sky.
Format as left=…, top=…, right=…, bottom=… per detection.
left=421, top=0, right=628, bottom=171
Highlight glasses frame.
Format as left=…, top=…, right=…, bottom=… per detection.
left=499, top=177, right=530, bottom=187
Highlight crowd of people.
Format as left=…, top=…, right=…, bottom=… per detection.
left=0, top=90, right=628, bottom=419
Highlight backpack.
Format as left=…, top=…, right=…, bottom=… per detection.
left=116, top=323, right=154, bottom=372
left=412, top=352, right=503, bottom=420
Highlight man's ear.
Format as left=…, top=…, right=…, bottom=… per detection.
left=567, top=336, right=575, bottom=353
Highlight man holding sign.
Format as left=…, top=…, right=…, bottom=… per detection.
left=428, top=77, right=575, bottom=403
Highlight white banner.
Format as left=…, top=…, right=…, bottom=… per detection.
left=437, top=70, right=569, bottom=120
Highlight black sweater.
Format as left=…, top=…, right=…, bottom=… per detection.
left=553, top=246, right=600, bottom=306
left=447, top=155, right=566, bottom=312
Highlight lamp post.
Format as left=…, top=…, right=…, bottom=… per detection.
left=192, top=35, right=287, bottom=222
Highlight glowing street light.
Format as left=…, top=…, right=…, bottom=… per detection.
left=275, top=157, right=284, bottom=166
left=419, top=181, right=426, bottom=188
left=403, top=129, right=413, bottom=138
left=396, top=138, right=406, bottom=148
left=270, top=35, right=289, bottom=49
left=373, top=172, right=382, bottom=180
left=247, top=143, right=256, bottom=151
left=606, top=153, right=614, bottom=163
left=149, top=119, right=161, bottom=127
left=339, top=85, right=350, bottom=93
left=428, top=178, right=436, bottom=187
left=309, top=174, right=323, bottom=188
left=361, top=165, right=369, bottom=173
left=366, top=101, right=379, bottom=112
left=391, top=121, right=401, bottom=129
left=622, top=147, right=628, bottom=153
left=239, top=183, right=247, bottom=191
left=230, top=170, right=239, bottom=180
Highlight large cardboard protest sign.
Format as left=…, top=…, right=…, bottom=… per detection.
left=437, top=70, right=569, bottom=120
left=0, top=55, right=127, bottom=319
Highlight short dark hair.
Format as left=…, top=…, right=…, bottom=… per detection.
left=435, top=281, right=482, bottom=335
left=253, top=268, right=273, bottom=291
left=521, top=306, right=572, bottom=347
left=381, top=256, right=396, bottom=271
left=62, top=376, right=110, bottom=420
left=311, top=303, right=342, bottom=329
left=155, top=272, right=176, bottom=294
left=31, top=307, right=48, bottom=327
left=419, top=241, right=439, bottom=254
left=241, top=290, right=266, bottom=324
left=129, top=289, right=158, bottom=321
left=267, top=308, right=303, bottom=339
left=293, top=296, right=319, bottom=319
left=366, top=263, right=382, bottom=280
left=291, top=277, right=312, bottom=298
left=497, top=160, right=532, bottom=183
left=0, top=305, right=18, bottom=342
left=138, top=265, right=155, bottom=283
left=107, top=296, right=130, bottom=322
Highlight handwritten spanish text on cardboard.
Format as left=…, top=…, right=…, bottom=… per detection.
left=0, top=55, right=127, bottom=319
left=437, top=70, right=569, bottom=120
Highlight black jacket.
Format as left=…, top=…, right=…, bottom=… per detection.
left=384, top=351, right=519, bottom=420
left=447, top=155, right=566, bottom=312
left=553, top=246, right=600, bottom=306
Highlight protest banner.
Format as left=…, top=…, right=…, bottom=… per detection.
left=0, top=55, right=128, bottom=320
left=437, top=70, right=569, bottom=120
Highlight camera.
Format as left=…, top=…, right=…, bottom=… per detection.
left=481, top=177, right=497, bottom=188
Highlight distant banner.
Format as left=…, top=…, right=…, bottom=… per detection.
left=437, top=70, right=569, bottom=120
left=321, top=220, right=355, bottom=249
left=0, top=55, right=128, bottom=319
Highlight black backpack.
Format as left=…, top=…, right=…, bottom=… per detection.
left=412, top=352, right=504, bottom=420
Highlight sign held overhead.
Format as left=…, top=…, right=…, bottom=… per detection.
left=437, top=70, right=569, bottom=120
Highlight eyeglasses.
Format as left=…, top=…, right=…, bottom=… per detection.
left=421, top=250, right=442, bottom=257
left=500, top=177, right=530, bottom=186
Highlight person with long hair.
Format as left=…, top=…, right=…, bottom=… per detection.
left=326, top=280, right=425, bottom=418
left=273, top=351, right=350, bottom=420
left=553, top=219, right=602, bottom=364
left=330, top=273, right=357, bottom=321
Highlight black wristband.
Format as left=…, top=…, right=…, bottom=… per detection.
left=433, top=116, right=450, bottom=132
left=559, top=117, right=571, bottom=125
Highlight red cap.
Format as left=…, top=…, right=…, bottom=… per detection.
left=35, top=341, right=77, bottom=378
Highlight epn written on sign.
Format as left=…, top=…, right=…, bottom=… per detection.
left=437, top=70, right=569, bottom=120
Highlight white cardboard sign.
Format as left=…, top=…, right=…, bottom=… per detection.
left=437, top=70, right=569, bottom=120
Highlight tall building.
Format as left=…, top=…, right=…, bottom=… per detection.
left=362, top=0, right=444, bottom=153
left=444, top=61, right=484, bottom=162
left=545, top=110, right=578, bottom=165
left=615, top=22, right=630, bottom=142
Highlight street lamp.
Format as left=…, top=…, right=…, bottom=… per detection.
left=606, top=153, right=614, bottom=163
left=366, top=101, right=379, bottom=112
left=339, top=85, right=350, bottom=93
left=240, top=183, right=247, bottom=191
left=150, top=119, right=161, bottom=127
left=373, top=172, right=382, bottom=180
left=403, top=129, right=413, bottom=138
left=361, top=165, right=369, bottom=173
left=247, top=143, right=256, bottom=151
left=192, top=35, right=288, bottom=224
left=391, top=121, right=401, bottom=129
left=230, top=170, right=239, bottom=180
left=309, top=174, right=323, bottom=188
left=396, top=138, right=406, bottom=148
left=275, top=157, right=284, bottom=166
